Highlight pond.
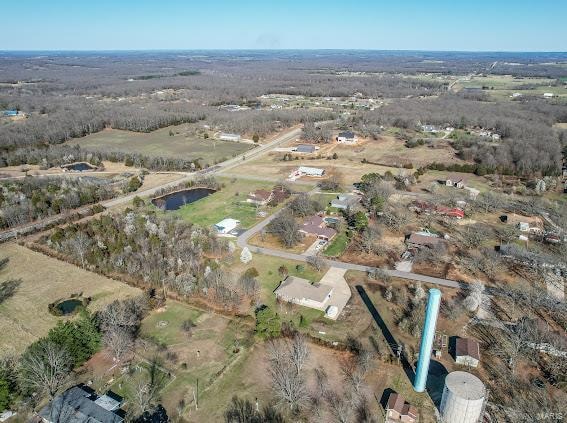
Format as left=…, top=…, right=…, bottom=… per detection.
left=57, top=299, right=84, bottom=315
left=152, top=188, right=215, bottom=211
left=62, top=162, right=96, bottom=171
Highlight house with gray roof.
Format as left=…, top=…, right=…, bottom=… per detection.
left=39, top=385, right=125, bottom=423
left=330, top=193, right=360, bottom=210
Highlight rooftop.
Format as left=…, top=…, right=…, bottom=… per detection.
left=407, top=233, right=443, bottom=247
left=39, top=386, right=124, bottom=423
left=456, top=337, right=480, bottom=360
left=274, top=276, right=332, bottom=303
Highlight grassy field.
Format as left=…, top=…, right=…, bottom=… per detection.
left=227, top=135, right=463, bottom=185
left=107, top=301, right=255, bottom=421
left=167, top=178, right=278, bottom=228
left=457, top=74, right=567, bottom=99
left=0, top=243, right=140, bottom=354
left=68, top=125, right=253, bottom=166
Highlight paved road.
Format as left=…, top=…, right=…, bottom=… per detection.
left=236, top=207, right=462, bottom=290
left=102, top=126, right=302, bottom=208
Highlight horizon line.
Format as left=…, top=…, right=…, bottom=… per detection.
left=1, top=48, right=566, bottom=54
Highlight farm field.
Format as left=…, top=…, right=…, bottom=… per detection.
left=67, top=125, right=254, bottom=166
left=456, top=74, right=567, bottom=99
left=0, top=243, right=140, bottom=354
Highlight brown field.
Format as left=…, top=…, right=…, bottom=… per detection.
left=0, top=243, right=140, bottom=353
left=228, top=135, right=464, bottom=185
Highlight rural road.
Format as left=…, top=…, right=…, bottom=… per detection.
left=102, top=126, right=302, bottom=208
left=236, top=205, right=463, bottom=290
left=0, top=126, right=302, bottom=240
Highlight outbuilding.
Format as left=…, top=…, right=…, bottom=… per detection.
left=214, top=218, right=240, bottom=234
left=337, top=131, right=358, bottom=144
left=455, top=337, right=480, bottom=368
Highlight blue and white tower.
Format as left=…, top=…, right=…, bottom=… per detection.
left=413, top=288, right=442, bottom=392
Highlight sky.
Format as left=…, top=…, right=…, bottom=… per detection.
left=1, top=0, right=566, bottom=51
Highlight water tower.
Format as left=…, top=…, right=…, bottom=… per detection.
left=413, top=288, right=441, bottom=392
left=440, top=371, right=486, bottom=423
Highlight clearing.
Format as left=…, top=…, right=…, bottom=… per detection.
left=67, top=125, right=253, bottom=167
left=227, top=135, right=463, bottom=185
left=0, top=243, right=140, bottom=354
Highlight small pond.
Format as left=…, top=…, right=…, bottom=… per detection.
left=62, top=162, right=96, bottom=171
left=152, top=188, right=215, bottom=211
left=57, top=299, right=84, bottom=315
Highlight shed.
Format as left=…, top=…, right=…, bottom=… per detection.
left=295, top=144, right=317, bottom=153
left=455, top=338, right=480, bottom=368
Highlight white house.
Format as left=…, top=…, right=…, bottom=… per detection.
left=219, top=133, right=241, bottom=141
left=543, top=93, right=555, bottom=98
left=298, top=166, right=325, bottom=177
left=445, top=175, right=466, bottom=189
left=274, top=276, right=333, bottom=310
left=214, top=218, right=240, bottom=234
left=337, top=131, right=358, bottom=144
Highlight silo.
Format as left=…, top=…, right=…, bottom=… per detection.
left=440, top=371, right=486, bottom=423
left=413, top=288, right=441, bottom=392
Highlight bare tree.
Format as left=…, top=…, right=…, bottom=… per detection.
left=306, top=255, right=324, bottom=272
left=289, top=335, right=309, bottom=375
left=267, top=337, right=310, bottom=412
left=103, top=328, right=134, bottom=362
left=19, top=341, right=72, bottom=399
left=65, top=232, right=91, bottom=268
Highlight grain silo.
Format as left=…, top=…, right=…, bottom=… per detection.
left=440, top=371, right=486, bottom=423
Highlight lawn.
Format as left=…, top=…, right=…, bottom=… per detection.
left=0, top=243, right=140, bottom=354
left=135, top=301, right=255, bottom=419
left=170, top=178, right=278, bottom=228
left=67, top=125, right=253, bottom=166
left=323, top=232, right=350, bottom=257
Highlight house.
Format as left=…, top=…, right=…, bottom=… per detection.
left=2, top=110, right=18, bottom=117
left=421, top=124, right=439, bottom=133
left=247, top=189, right=273, bottom=205
left=385, top=392, right=417, bottom=423
left=270, top=185, right=291, bottom=205
left=214, top=218, right=240, bottom=234
left=337, top=131, right=358, bottom=144
left=299, top=215, right=337, bottom=241
left=294, top=144, right=318, bottom=154
left=406, top=233, right=444, bottom=250
left=543, top=92, right=555, bottom=98
left=517, top=222, right=530, bottom=232
left=289, top=166, right=326, bottom=180
left=455, top=338, right=481, bottom=368
left=219, top=133, right=241, bottom=141
left=274, top=276, right=333, bottom=310
left=39, top=385, right=125, bottom=423
left=437, top=206, right=465, bottom=219
left=330, top=193, right=360, bottom=210
left=445, top=175, right=466, bottom=189
left=409, top=201, right=464, bottom=219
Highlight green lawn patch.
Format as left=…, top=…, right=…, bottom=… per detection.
left=323, top=232, right=349, bottom=257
